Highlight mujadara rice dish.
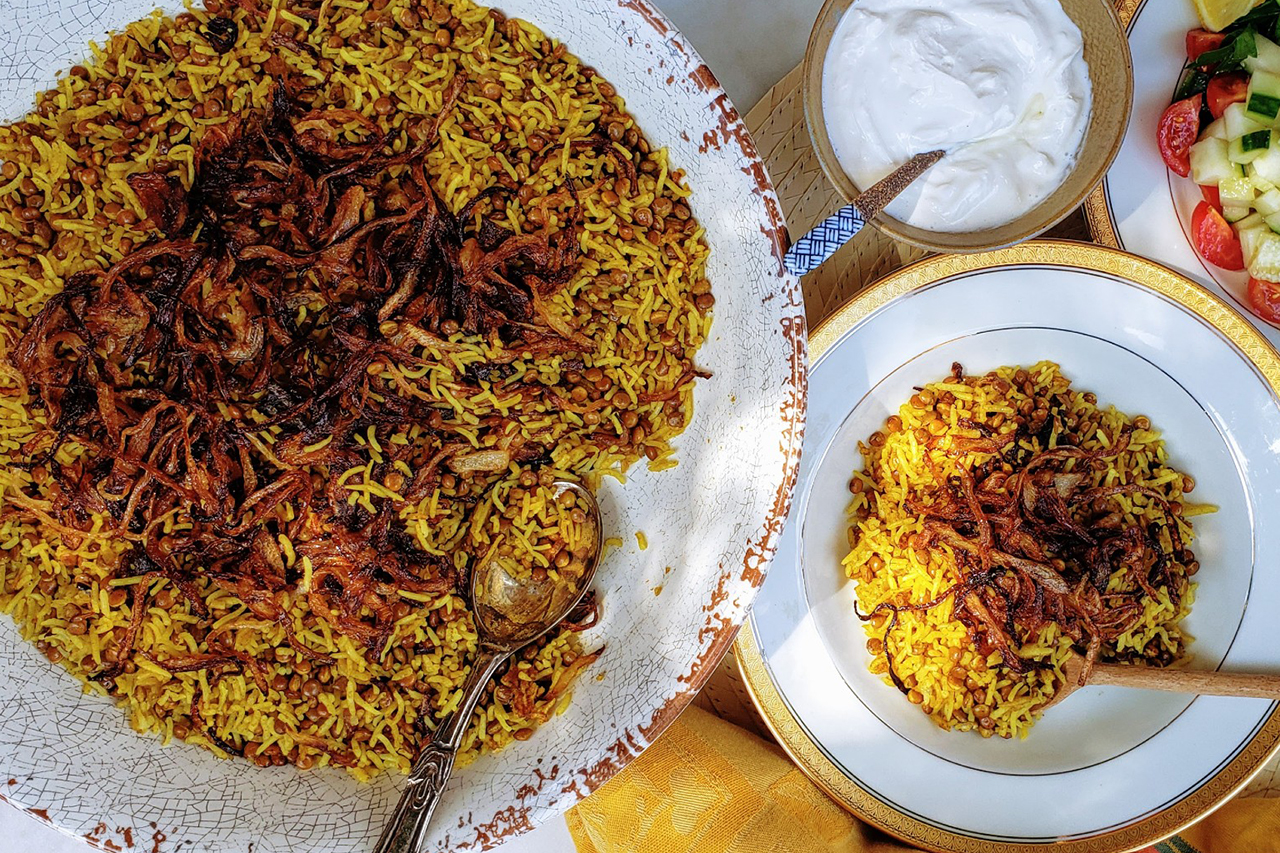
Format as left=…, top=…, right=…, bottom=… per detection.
left=0, top=0, right=712, bottom=776
left=843, top=362, right=1208, bottom=739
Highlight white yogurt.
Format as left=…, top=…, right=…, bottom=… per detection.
left=821, top=0, right=1092, bottom=232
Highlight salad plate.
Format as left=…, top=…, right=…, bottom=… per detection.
left=1085, top=0, right=1280, bottom=343
left=737, top=242, right=1280, bottom=853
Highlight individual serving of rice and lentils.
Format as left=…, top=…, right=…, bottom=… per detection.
left=844, top=362, right=1209, bottom=739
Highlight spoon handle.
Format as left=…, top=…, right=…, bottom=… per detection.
left=1090, top=663, right=1280, bottom=701
left=782, top=149, right=945, bottom=278
left=373, top=647, right=509, bottom=853
left=783, top=206, right=868, bottom=278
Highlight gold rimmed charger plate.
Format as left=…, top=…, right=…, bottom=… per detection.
left=735, top=240, right=1280, bottom=853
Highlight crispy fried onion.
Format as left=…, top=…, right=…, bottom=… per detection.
left=11, top=81, right=603, bottom=666
left=859, top=429, right=1194, bottom=695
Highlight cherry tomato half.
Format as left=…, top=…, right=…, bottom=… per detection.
left=1187, top=28, right=1228, bottom=62
left=1248, top=276, right=1280, bottom=324
left=1192, top=201, right=1245, bottom=271
left=1201, top=184, right=1222, bottom=211
left=1158, top=95, right=1203, bottom=177
left=1207, top=72, right=1249, bottom=119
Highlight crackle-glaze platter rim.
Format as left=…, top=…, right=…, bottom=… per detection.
left=0, top=0, right=808, bottom=850
left=735, top=240, right=1280, bottom=853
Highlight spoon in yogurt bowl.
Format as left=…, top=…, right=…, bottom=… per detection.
left=783, top=149, right=945, bottom=277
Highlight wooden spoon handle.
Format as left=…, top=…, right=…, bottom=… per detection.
left=1090, top=664, right=1280, bottom=700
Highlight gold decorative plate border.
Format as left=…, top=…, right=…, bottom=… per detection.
left=1083, top=0, right=1147, bottom=249
left=734, top=240, right=1280, bottom=853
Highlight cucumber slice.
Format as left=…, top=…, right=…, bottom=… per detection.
left=1191, top=137, right=1236, bottom=185
left=1240, top=219, right=1270, bottom=265
left=1249, top=162, right=1278, bottom=191
left=1247, top=71, right=1280, bottom=123
left=1245, top=130, right=1272, bottom=151
left=1258, top=188, right=1280, bottom=216
left=1266, top=212, right=1280, bottom=233
left=1251, top=145, right=1280, bottom=185
left=1224, top=203, right=1252, bottom=222
left=1246, top=35, right=1280, bottom=75
left=1221, top=174, right=1257, bottom=205
left=1204, top=117, right=1229, bottom=141
left=1249, top=230, right=1280, bottom=279
left=1226, top=102, right=1269, bottom=140
left=1238, top=211, right=1267, bottom=231
left=1231, top=133, right=1271, bottom=164
left=1250, top=95, right=1280, bottom=124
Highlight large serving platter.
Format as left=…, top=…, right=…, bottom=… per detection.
left=1084, top=0, right=1280, bottom=345
left=738, top=242, right=1280, bottom=852
left=0, top=1, right=806, bottom=850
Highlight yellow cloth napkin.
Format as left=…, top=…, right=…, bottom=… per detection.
left=564, top=705, right=1280, bottom=853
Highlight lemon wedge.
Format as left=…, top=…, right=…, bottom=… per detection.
left=1194, top=0, right=1266, bottom=32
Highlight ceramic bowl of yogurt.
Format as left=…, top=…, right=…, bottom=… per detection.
left=803, top=0, right=1131, bottom=253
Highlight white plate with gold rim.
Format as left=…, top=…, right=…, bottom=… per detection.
left=737, top=242, right=1280, bottom=853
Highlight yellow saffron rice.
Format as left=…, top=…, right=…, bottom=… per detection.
left=843, top=362, right=1209, bottom=739
left=0, top=0, right=710, bottom=777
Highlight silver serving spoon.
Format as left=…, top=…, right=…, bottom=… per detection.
left=372, top=480, right=604, bottom=853
left=783, top=150, right=945, bottom=278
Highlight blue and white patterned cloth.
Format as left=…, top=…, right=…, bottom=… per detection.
left=783, top=204, right=866, bottom=277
